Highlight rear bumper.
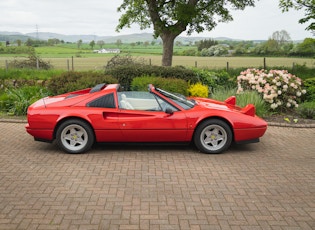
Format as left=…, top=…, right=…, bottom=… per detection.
left=26, top=124, right=54, bottom=142
left=234, top=126, right=267, bottom=142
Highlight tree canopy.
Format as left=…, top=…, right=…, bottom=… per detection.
left=279, top=0, right=315, bottom=34
left=116, top=0, right=257, bottom=66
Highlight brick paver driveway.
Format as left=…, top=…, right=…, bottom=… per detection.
left=0, top=122, right=314, bottom=230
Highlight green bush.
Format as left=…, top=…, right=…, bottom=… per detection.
left=0, top=69, right=64, bottom=81
left=291, top=63, right=315, bottom=80
left=106, top=64, right=199, bottom=90
left=0, top=86, right=50, bottom=116
left=0, top=93, right=10, bottom=112
left=0, top=69, right=63, bottom=93
left=131, top=76, right=188, bottom=95
left=297, top=101, right=315, bottom=119
left=48, top=71, right=118, bottom=94
left=153, top=66, right=198, bottom=82
left=181, top=48, right=197, bottom=56
left=191, top=69, right=235, bottom=92
left=0, top=46, right=35, bottom=54
left=303, top=77, right=315, bottom=102
left=105, top=64, right=143, bottom=90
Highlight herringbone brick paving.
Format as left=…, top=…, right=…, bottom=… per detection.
left=0, top=122, right=314, bottom=229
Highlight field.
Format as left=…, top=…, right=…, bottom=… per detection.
left=0, top=44, right=314, bottom=70
left=1, top=56, right=314, bottom=71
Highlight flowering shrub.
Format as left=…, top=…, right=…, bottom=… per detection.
left=188, top=82, right=209, bottom=98
left=237, top=68, right=306, bottom=111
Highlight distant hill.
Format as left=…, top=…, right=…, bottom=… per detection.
left=0, top=31, right=265, bottom=44
left=0, top=31, right=32, bottom=43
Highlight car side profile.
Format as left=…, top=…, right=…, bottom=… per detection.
left=26, top=83, right=267, bottom=154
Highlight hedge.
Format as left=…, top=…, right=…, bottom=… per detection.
left=105, top=64, right=199, bottom=90
left=47, top=71, right=118, bottom=94
left=131, top=76, right=188, bottom=96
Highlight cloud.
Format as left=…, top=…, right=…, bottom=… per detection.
left=0, top=0, right=313, bottom=40
left=2, top=10, right=39, bottom=27
left=191, top=0, right=313, bottom=40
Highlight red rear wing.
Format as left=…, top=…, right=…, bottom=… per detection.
left=241, top=104, right=256, bottom=117
left=224, top=96, right=236, bottom=106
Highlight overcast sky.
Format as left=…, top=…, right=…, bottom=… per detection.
left=0, top=0, right=313, bottom=40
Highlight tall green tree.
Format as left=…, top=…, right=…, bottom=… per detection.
left=279, top=0, right=315, bottom=34
left=97, top=40, right=105, bottom=48
left=116, top=39, right=123, bottom=48
left=89, top=40, right=96, bottom=49
left=291, top=37, right=315, bottom=56
left=197, top=39, right=218, bottom=51
left=116, top=0, right=257, bottom=66
left=77, top=39, right=83, bottom=49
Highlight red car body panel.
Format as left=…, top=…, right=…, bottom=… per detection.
left=26, top=83, right=267, bottom=147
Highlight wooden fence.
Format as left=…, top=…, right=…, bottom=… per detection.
left=1, top=56, right=314, bottom=72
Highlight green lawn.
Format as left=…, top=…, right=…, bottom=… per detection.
left=0, top=55, right=314, bottom=71
left=0, top=44, right=314, bottom=70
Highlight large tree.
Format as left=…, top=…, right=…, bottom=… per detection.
left=279, top=0, right=315, bottom=35
left=270, top=30, right=291, bottom=45
left=116, top=0, right=256, bottom=66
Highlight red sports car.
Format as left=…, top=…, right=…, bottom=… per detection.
left=26, top=83, right=267, bottom=154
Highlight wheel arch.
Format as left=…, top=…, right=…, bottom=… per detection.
left=192, top=116, right=235, bottom=142
left=53, top=116, right=96, bottom=141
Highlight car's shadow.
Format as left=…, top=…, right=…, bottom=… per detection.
left=229, top=143, right=258, bottom=153
left=93, top=142, right=195, bottom=153
left=91, top=142, right=257, bottom=155
left=32, top=141, right=258, bottom=155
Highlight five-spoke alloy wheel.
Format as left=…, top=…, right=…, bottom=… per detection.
left=194, top=119, right=232, bottom=154
left=56, top=119, right=94, bottom=154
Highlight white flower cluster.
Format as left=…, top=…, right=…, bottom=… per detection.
left=237, top=69, right=307, bottom=111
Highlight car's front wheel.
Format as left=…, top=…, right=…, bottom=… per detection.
left=56, top=119, right=94, bottom=154
left=194, top=119, right=232, bottom=154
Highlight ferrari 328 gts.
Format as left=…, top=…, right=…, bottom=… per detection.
left=26, top=83, right=267, bottom=154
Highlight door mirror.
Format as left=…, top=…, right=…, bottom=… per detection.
left=165, top=107, right=173, bottom=115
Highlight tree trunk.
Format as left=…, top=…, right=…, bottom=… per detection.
left=160, top=33, right=177, bottom=66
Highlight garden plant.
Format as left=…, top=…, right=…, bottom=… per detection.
left=236, top=68, right=307, bottom=112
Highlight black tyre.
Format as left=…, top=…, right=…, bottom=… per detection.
left=56, top=119, right=94, bottom=154
left=194, top=119, right=233, bottom=154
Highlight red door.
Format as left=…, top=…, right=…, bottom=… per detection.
left=118, top=110, right=188, bottom=142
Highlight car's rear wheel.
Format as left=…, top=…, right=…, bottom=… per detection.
left=56, top=119, right=94, bottom=154
left=194, top=119, right=232, bottom=154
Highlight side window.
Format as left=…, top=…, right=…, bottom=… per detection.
left=87, top=93, right=116, bottom=108
left=118, top=91, right=161, bottom=111
left=155, top=96, right=179, bottom=112
left=118, top=91, right=178, bottom=112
